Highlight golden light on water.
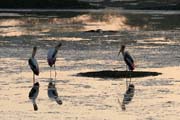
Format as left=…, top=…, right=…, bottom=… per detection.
left=0, top=10, right=180, bottom=120
left=49, top=14, right=140, bottom=31
left=137, top=37, right=177, bottom=45
left=0, top=13, right=145, bottom=37
left=0, top=19, right=25, bottom=26
left=38, top=37, right=90, bottom=41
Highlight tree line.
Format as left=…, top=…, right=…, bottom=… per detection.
left=0, top=0, right=95, bottom=9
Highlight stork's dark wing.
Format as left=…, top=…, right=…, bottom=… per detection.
left=28, top=58, right=39, bottom=75
left=28, top=58, right=36, bottom=70
left=52, top=49, right=58, bottom=59
left=124, top=52, right=134, bottom=64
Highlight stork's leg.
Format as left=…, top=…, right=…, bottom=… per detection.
left=33, top=73, right=35, bottom=84
left=125, top=65, right=128, bottom=89
left=50, top=67, right=52, bottom=79
left=129, top=71, right=132, bottom=84
left=54, top=64, right=56, bottom=81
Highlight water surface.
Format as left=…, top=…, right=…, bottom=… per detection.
left=0, top=9, right=180, bottom=120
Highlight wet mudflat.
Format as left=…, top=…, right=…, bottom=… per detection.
left=0, top=9, right=180, bottom=120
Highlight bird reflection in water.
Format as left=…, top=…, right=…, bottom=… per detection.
left=120, top=83, right=135, bottom=111
left=48, top=80, right=62, bottom=105
left=29, top=82, right=39, bottom=111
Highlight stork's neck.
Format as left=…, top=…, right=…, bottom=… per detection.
left=32, top=48, right=37, bottom=58
left=55, top=43, right=62, bottom=50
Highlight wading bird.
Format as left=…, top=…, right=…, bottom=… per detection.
left=47, top=43, right=62, bottom=79
left=118, top=45, right=135, bottom=85
left=118, top=45, right=135, bottom=71
left=48, top=81, right=62, bottom=105
left=28, top=46, right=39, bottom=84
left=28, top=46, right=40, bottom=111
left=29, top=82, right=40, bottom=111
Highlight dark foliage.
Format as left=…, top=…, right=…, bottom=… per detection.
left=0, top=0, right=95, bottom=9
left=103, top=0, right=180, bottom=10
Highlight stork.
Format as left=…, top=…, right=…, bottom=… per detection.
left=47, top=43, right=62, bottom=80
left=118, top=45, right=135, bottom=85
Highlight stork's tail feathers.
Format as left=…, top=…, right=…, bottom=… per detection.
left=130, top=63, right=135, bottom=71
left=55, top=97, right=63, bottom=105
left=33, top=103, right=38, bottom=111
left=132, top=63, right=135, bottom=71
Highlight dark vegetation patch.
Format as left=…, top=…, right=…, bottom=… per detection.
left=77, top=70, right=161, bottom=79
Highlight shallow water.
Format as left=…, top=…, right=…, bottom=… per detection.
left=0, top=9, right=180, bottom=120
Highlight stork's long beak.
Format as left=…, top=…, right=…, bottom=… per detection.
left=55, top=43, right=62, bottom=50
left=32, top=46, right=37, bottom=58
left=118, top=48, right=122, bottom=56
